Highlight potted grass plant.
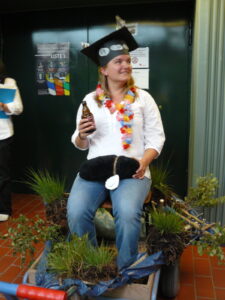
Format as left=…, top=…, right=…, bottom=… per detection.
left=24, top=168, right=68, bottom=235
left=146, top=210, right=190, bottom=264
left=0, top=169, right=66, bottom=270
left=0, top=168, right=69, bottom=268
left=26, top=230, right=160, bottom=300
left=145, top=210, right=191, bottom=298
left=145, top=173, right=225, bottom=297
left=47, top=234, right=117, bottom=283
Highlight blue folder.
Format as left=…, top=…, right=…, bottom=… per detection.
left=0, top=88, right=16, bottom=119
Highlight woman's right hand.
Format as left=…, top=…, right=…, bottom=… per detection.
left=78, top=117, right=96, bottom=139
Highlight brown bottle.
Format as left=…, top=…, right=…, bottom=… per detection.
left=81, top=100, right=96, bottom=133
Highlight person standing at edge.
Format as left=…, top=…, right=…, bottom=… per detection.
left=0, top=60, right=23, bottom=221
left=67, top=26, right=165, bottom=271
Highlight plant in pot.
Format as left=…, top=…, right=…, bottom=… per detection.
left=47, top=233, right=117, bottom=283
left=145, top=209, right=191, bottom=298
left=24, top=168, right=68, bottom=235
left=28, top=230, right=162, bottom=300
left=145, top=173, right=225, bottom=298
left=0, top=168, right=68, bottom=268
left=25, top=168, right=118, bottom=243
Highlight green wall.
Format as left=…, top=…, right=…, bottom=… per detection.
left=0, top=1, right=194, bottom=196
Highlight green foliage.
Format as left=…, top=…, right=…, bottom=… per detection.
left=0, top=214, right=61, bottom=265
left=47, top=234, right=116, bottom=279
left=150, top=163, right=170, bottom=186
left=192, top=223, right=225, bottom=263
left=185, top=174, right=225, bottom=207
left=85, top=243, right=115, bottom=271
left=24, top=168, right=66, bottom=204
left=151, top=211, right=185, bottom=235
left=150, top=163, right=175, bottom=199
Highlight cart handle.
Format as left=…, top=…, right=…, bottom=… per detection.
left=0, top=281, right=67, bottom=300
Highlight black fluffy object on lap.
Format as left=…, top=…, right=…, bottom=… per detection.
left=79, top=155, right=139, bottom=181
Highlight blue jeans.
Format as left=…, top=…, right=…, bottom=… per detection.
left=67, top=174, right=151, bottom=270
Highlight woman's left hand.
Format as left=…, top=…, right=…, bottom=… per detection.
left=132, top=160, right=147, bottom=179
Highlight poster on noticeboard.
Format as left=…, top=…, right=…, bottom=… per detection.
left=35, top=42, right=70, bottom=96
left=130, top=47, right=149, bottom=89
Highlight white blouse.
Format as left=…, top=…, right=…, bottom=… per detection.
left=71, top=88, right=165, bottom=178
left=0, top=78, right=23, bottom=140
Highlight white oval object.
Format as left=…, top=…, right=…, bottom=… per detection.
left=105, top=174, right=120, bottom=190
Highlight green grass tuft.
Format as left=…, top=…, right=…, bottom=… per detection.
left=47, top=234, right=116, bottom=279
left=150, top=163, right=175, bottom=198
left=151, top=211, right=184, bottom=235
left=24, top=168, right=66, bottom=204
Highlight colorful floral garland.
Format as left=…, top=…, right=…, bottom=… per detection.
left=96, top=83, right=136, bottom=149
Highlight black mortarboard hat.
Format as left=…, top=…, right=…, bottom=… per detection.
left=81, top=26, right=138, bottom=66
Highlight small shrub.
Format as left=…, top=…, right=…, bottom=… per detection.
left=0, top=214, right=61, bottom=265
left=185, top=174, right=225, bottom=207
left=193, top=223, right=225, bottom=263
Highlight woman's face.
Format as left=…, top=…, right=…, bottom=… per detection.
left=101, top=54, right=132, bottom=84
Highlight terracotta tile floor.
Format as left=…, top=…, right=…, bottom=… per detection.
left=0, top=194, right=225, bottom=300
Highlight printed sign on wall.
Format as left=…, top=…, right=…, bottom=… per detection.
left=130, top=47, right=150, bottom=89
left=35, top=42, right=70, bottom=96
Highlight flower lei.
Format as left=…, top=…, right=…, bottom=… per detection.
left=96, top=83, right=136, bottom=150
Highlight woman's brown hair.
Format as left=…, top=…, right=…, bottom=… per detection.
left=0, top=60, right=7, bottom=83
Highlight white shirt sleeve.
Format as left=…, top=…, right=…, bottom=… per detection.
left=142, top=90, right=165, bottom=156
left=2, top=78, right=23, bottom=115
